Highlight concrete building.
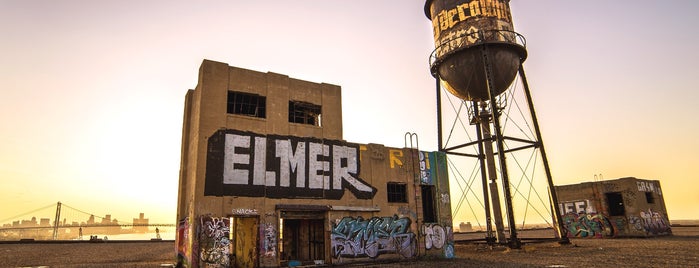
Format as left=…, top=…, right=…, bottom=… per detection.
left=555, top=177, right=671, bottom=238
left=176, top=60, right=454, bottom=267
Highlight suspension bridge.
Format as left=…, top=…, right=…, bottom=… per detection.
left=0, top=202, right=175, bottom=241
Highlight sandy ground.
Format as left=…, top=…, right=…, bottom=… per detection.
left=1, top=227, right=697, bottom=267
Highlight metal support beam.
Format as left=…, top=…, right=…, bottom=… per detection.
left=481, top=44, right=520, bottom=249
left=473, top=101, right=495, bottom=244
left=436, top=77, right=444, bottom=151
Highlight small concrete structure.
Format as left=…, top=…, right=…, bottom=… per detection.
left=555, top=177, right=671, bottom=238
left=176, top=60, right=455, bottom=267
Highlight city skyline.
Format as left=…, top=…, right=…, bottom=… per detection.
left=1, top=1, right=698, bottom=225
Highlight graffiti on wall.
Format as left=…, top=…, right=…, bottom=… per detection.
left=639, top=209, right=671, bottom=235
left=422, top=224, right=446, bottom=249
left=259, top=223, right=277, bottom=258
left=561, top=212, right=614, bottom=238
left=637, top=181, right=662, bottom=195
left=232, top=208, right=258, bottom=216
left=205, top=130, right=377, bottom=199
left=419, top=151, right=432, bottom=184
left=558, top=200, right=596, bottom=215
left=422, top=224, right=455, bottom=258
left=176, top=217, right=191, bottom=267
left=199, top=216, right=231, bottom=267
left=440, top=193, right=451, bottom=204
left=331, top=215, right=416, bottom=259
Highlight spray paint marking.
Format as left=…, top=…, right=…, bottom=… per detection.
left=331, top=215, right=416, bottom=259
left=205, top=129, right=377, bottom=199
left=422, top=224, right=447, bottom=249
left=199, top=216, right=230, bottom=266
left=639, top=209, right=671, bottom=235
left=259, top=223, right=277, bottom=257
left=561, top=212, right=614, bottom=238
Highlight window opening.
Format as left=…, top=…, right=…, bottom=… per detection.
left=421, top=185, right=437, bottom=223
left=289, top=101, right=321, bottom=126
left=645, top=192, right=655, bottom=204
left=387, top=183, right=407, bottom=203
left=227, top=91, right=266, bottom=118
left=605, top=192, right=625, bottom=216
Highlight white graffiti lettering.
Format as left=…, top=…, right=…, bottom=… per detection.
left=232, top=208, right=258, bottom=215
left=558, top=200, right=596, bottom=215
left=206, top=130, right=377, bottom=199
left=423, top=224, right=446, bottom=250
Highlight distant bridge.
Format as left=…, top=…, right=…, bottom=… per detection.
left=0, top=202, right=174, bottom=240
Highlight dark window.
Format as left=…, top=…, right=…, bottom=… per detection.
left=421, top=185, right=437, bottom=223
left=227, top=91, right=266, bottom=118
left=289, top=101, right=321, bottom=126
left=645, top=192, right=655, bottom=204
left=387, top=183, right=407, bottom=203
left=605, top=192, right=625, bottom=216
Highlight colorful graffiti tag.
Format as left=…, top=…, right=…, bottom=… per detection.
left=199, top=216, right=231, bottom=267
left=561, top=212, right=614, bottom=238
left=176, top=217, right=191, bottom=267
left=331, top=215, right=416, bottom=259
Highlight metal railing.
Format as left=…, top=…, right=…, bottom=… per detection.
left=429, top=29, right=527, bottom=75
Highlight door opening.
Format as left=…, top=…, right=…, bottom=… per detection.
left=280, top=218, right=325, bottom=265
left=231, top=216, right=259, bottom=268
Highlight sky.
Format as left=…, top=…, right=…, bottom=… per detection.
left=1, top=0, right=698, bottom=225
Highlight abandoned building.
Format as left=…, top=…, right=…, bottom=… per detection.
left=176, top=59, right=455, bottom=267
left=555, top=177, right=671, bottom=238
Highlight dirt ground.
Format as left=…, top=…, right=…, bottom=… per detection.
left=1, top=227, right=697, bottom=267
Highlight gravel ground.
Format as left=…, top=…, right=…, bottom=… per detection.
left=0, top=241, right=174, bottom=267
left=1, top=227, right=697, bottom=267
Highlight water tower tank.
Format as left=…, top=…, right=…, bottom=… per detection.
left=425, top=0, right=527, bottom=101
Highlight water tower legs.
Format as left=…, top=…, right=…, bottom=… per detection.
left=472, top=104, right=495, bottom=244
left=517, top=65, right=570, bottom=245
left=480, top=45, right=521, bottom=249
left=476, top=105, right=507, bottom=244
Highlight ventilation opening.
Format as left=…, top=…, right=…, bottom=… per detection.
left=227, top=91, right=266, bottom=118
left=289, top=101, right=321, bottom=126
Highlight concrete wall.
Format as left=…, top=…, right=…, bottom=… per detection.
left=555, top=177, right=671, bottom=238
left=176, top=60, right=454, bottom=267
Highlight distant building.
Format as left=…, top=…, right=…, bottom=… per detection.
left=133, top=213, right=149, bottom=233
left=459, top=222, right=473, bottom=232
left=555, top=177, right=671, bottom=238
left=21, top=217, right=37, bottom=227
left=176, top=60, right=455, bottom=267
left=100, top=214, right=112, bottom=225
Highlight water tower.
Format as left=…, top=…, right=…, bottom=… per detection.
left=424, top=0, right=568, bottom=248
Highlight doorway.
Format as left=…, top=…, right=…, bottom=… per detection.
left=231, top=217, right=259, bottom=268
left=280, top=216, right=325, bottom=265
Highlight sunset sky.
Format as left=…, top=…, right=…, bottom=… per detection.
left=1, top=0, right=697, bottom=225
